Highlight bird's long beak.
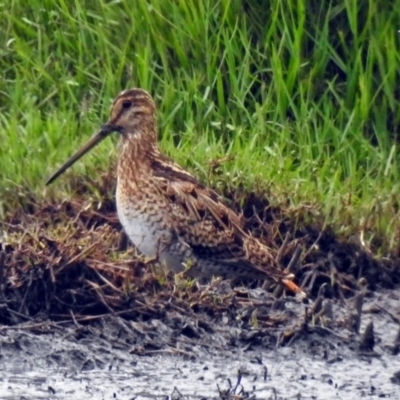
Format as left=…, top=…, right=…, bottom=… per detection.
left=46, top=124, right=117, bottom=185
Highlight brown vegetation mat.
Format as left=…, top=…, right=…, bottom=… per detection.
left=1, top=182, right=399, bottom=333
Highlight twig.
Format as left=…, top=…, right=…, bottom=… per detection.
left=0, top=250, right=5, bottom=300
left=286, top=244, right=302, bottom=274
left=376, top=304, right=400, bottom=324
left=276, top=233, right=290, bottom=265
left=58, top=241, right=100, bottom=272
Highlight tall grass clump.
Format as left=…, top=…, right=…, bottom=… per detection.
left=0, top=0, right=399, bottom=251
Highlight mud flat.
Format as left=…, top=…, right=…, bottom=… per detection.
left=1, top=287, right=399, bottom=399
left=1, top=195, right=400, bottom=399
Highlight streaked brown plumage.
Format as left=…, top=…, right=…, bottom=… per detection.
left=47, top=88, right=305, bottom=297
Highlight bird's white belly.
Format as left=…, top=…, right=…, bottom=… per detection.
left=117, top=208, right=164, bottom=258
left=117, top=203, right=187, bottom=273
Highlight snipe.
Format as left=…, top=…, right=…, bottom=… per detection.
left=47, top=88, right=305, bottom=297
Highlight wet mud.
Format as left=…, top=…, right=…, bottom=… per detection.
left=1, top=188, right=400, bottom=399
left=1, top=290, right=399, bottom=399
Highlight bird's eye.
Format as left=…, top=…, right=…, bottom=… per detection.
left=122, top=100, right=132, bottom=109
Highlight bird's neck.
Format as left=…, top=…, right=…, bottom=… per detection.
left=117, top=127, right=159, bottom=186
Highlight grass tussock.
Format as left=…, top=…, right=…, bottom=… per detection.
left=0, top=1, right=399, bottom=325
left=1, top=177, right=398, bottom=326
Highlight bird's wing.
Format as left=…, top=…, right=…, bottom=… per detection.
left=151, top=159, right=275, bottom=268
left=151, top=158, right=247, bottom=237
left=150, top=160, right=306, bottom=297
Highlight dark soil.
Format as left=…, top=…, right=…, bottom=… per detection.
left=1, top=183, right=400, bottom=398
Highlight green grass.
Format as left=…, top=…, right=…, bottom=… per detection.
left=1, top=0, right=400, bottom=251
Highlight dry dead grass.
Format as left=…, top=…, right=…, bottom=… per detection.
left=0, top=178, right=399, bottom=327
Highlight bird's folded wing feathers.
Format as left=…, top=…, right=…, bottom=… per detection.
left=151, top=164, right=306, bottom=297
left=160, top=176, right=247, bottom=236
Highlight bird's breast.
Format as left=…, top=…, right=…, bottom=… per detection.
left=115, top=179, right=170, bottom=257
